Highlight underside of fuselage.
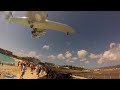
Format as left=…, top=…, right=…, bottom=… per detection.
left=1, top=11, right=74, bottom=38
left=27, top=11, right=48, bottom=23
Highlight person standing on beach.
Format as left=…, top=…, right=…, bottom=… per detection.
left=20, top=63, right=23, bottom=71
left=1, top=63, right=3, bottom=66
left=30, top=63, right=34, bottom=74
left=36, top=64, right=41, bottom=78
left=18, top=61, right=20, bottom=66
left=20, top=64, right=26, bottom=79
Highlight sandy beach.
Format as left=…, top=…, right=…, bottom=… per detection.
left=0, top=57, right=47, bottom=79
left=0, top=65, right=47, bottom=79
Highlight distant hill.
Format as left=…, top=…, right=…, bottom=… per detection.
left=99, top=65, right=120, bottom=69
left=60, top=65, right=85, bottom=70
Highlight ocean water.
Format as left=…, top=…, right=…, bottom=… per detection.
left=0, top=53, right=15, bottom=64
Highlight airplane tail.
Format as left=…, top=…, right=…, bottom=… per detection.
left=0, top=11, right=13, bottom=23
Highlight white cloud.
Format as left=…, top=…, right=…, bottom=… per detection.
left=72, top=51, right=75, bottom=53
left=16, top=50, right=40, bottom=58
left=16, top=51, right=26, bottom=57
left=110, top=43, right=116, bottom=49
left=98, top=51, right=117, bottom=64
left=89, top=53, right=102, bottom=59
left=97, top=59, right=103, bottom=64
left=77, top=50, right=88, bottom=58
left=84, top=61, right=90, bottom=64
left=42, top=45, right=50, bottom=50
left=72, top=57, right=78, bottom=60
left=80, top=58, right=87, bottom=62
left=98, top=43, right=120, bottom=64
left=48, top=55, right=56, bottom=60
left=66, top=57, right=77, bottom=63
left=68, top=60, right=74, bottom=63
left=65, top=51, right=72, bottom=58
left=16, top=49, right=28, bottom=57
left=27, top=51, right=40, bottom=58
left=66, top=59, right=75, bottom=63
left=57, top=54, right=65, bottom=60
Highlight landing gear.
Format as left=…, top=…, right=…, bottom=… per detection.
left=28, top=20, right=31, bottom=24
left=32, top=35, right=36, bottom=38
left=31, top=30, right=35, bottom=34
left=67, top=32, right=69, bottom=35
left=28, top=20, right=34, bottom=28
left=33, top=28, right=37, bottom=31
left=31, top=28, right=37, bottom=34
left=30, top=25, right=34, bottom=28
left=32, top=33, right=37, bottom=38
left=31, top=28, right=38, bottom=38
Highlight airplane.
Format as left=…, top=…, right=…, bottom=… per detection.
left=0, top=11, right=75, bottom=38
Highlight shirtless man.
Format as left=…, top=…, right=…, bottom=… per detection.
left=20, top=64, right=26, bottom=79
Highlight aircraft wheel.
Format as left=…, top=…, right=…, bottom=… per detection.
left=28, top=20, right=30, bottom=24
left=30, top=25, right=34, bottom=28
left=31, top=31, right=34, bottom=34
left=34, top=28, right=37, bottom=31
left=31, top=30, right=36, bottom=34
left=67, top=32, right=69, bottom=35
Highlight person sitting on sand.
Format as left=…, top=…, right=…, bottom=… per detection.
left=20, top=64, right=26, bottom=79
left=1, top=63, right=3, bottom=66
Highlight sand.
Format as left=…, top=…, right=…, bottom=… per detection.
left=0, top=65, right=47, bottom=79
left=0, top=57, right=47, bottom=79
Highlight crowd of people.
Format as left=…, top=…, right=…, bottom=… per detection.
left=18, top=61, right=47, bottom=79
left=0, top=60, right=72, bottom=79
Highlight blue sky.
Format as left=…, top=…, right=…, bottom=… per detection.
left=0, top=11, right=120, bottom=69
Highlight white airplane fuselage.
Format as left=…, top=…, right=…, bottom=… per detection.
left=1, top=11, right=74, bottom=38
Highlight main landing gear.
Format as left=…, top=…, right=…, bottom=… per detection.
left=67, top=32, right=69, bottom=35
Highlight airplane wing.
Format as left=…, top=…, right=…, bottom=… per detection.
left=9, top=17, right=29, bottom=26
left=32, top=20, right=75, bottom=33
